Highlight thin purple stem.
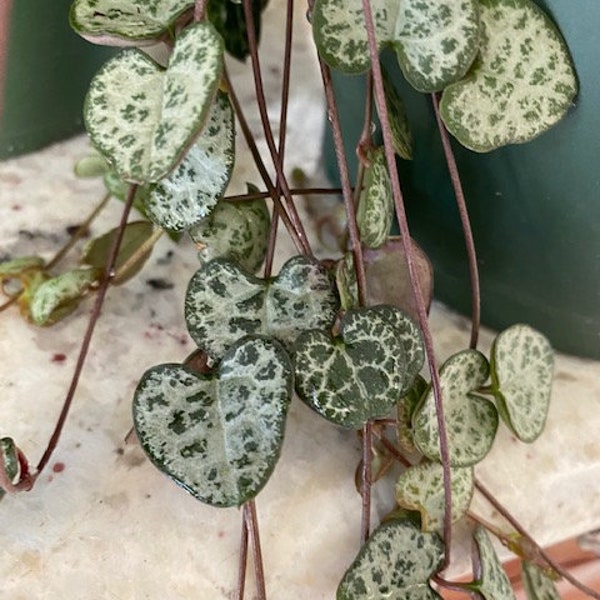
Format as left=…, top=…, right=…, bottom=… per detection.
left=35, top=184, right=137, bottom=477
left=236, top=512, right=250, bottom=600
left=431, top=93, right=481, bottom=349
left=360, top=0, right=453, bottom=568
left=246, top=501, right=267, bottom=600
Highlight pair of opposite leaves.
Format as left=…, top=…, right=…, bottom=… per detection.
left=133, top=255, right=425, bottom=507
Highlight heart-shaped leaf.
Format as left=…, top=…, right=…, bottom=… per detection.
left=29, top=268, right=101, bottom=326
left=395, top=462, right=474, bottom=532
left=81, top=221, right=156, bottom=285
left=312, top=0, right=480, bottom=91
left=356, top=147, right=393, bottom=249
left=84, top=21, right=224, bottom=184
left=185, top=255, right=338, bottom=361
left=413, top=350, right=499, bottom=466
left=70, top=0, right=194, bottom=45
left=189, top=193, right=270, bottom=274
left=144, top=91, right=235, bottom=231
left=133, top=336, right=293, bottom=507
left=337, top=518, right=444, bottom=600
left=294, top=305, right=422, bottom=429
left=490, top=324, right=553, bottom=443
left=522, top=561, right=560, bottom=600
left=471, top=526, right=517, bottom=600
left=440, top=0, right=577, bottom=152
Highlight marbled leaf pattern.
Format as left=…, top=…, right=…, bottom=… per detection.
left=133, top=336, right=293, bottom=507
left=440, top=0, right=577, bottom=151
left=522, top=561, right=560, bottom=600
left=84, top=22, right=223, bottom=184
left=472, top=527, right=517, bottom=600
left=413, top=350, right=499, bottom=466
left=491, top=324, right=554, bottom=442
left=337, top=518, right=444, bottom=599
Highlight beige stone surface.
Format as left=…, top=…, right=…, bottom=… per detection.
left=0, top=3, right=599, bottom=598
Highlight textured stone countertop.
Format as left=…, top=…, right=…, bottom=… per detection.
left=1, top=3, right=599, bottom=599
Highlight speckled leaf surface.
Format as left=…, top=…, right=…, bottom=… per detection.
left=133, top=336, right=293, bottom=507
left=144, top=92, right=235, bottom=231
left=395, top=462, right=474, bottom=532
left=189, top=195, right=270, bottom=274
left=185, top=256, right=338, bottom=361
left=29, top=268, right=100, bottom=326
left=396, top=375, right=427, bottom=456
left=490, top=324, right=553, bottom=443
left=337, top=518, right=444, bottom=600
left=413, top=350, right=498, bottom=466
left=0, top=437, right=19, bottom=500
left=294, top=306, right=420, bottom=429
left=81, top=221, right=155, bottom=285
left=472, top=527, right=517, bottom=600
left=356, top=147, right=393, bottom=249
left=84, top=22, right=223, bottom=184
left=522, top=561, right=560, bottom=600
left=382, top=68, right=413, bottom=159
left=312, top=0, right=479, bottom=91
left=70, top=0, right=194, bottom=45
left=440, top=0, right=577, bottom=152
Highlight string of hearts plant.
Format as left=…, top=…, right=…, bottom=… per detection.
left=1, top=0, right=598, bottom=599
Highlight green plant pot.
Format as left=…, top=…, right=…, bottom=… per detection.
left=0, top=0, right=113, bottom=159
left=323, top=0, right=600, bottom=359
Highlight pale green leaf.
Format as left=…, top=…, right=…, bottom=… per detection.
left=70, top=0, right=194, bottom=45
left=356, top=147, right=393, bottom=249
left=81, top=221, right=156, bottom=285
left=395, top=462, right=474, bottom=532
left=294, top=305, right=423, bottom=429
left=185, top=255, right=338, bottom=361
left=522, top=561, right=560, bottom=600
left=440, top=0, right=577, bottom=152
left=145, top=91, right=235, bottom=231
left=189, top=192, right=270, bottom=274
left=133, top=336, right=293, bottom=507
left=413, top=350, right=499, bottom=466
left=84, top=21, right=224, bottom=184
left=337, top=518, right=444, bottom=599
left=29, top=268, right=100, bottom=326
left=472, top=527, right=517, bottom=600
left=0, top=256, right=45, bottom=278
left=312, top=0, right=480, bottom=91
left=74, top=153, right=110, bottom=178
left=490, top=324, right=554, bottom=443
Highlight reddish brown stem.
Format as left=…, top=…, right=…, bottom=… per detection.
left=245, top=501, right=267, bottom=600
left=236, top=513, right=250, bottom=600
left=361, top=421, right=373, bottom=542
left=224, top=187, right=344, bottom=203
left=431, top=94, right=481, bottom=350
left=193, top=0, right=207, bottom=22
left=34, top=185, right=137, bottom=478
left=360, top=0, right=453, bottom=568
left=0, top=0, right=12, bottom=127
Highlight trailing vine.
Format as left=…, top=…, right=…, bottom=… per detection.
left=1, top=0, right=597, bottom=599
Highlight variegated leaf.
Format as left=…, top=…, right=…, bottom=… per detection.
left=356, top=147, right=393, bottom=249
left=0, top=256, right=45, bottom=277
left=337, top=518, right=444, bottom=600
left=81, top=221, right=155, bottom=285
left=490, top=324, right=554, bottom=443
left=0, top=438, right=19, bottom=500
left=395, top=462, right=474, bottom=532
left=70, top=0, right=194, bottom=45
left=472, top=527, right=517, bottom=600
left=522, top=561, right=560, bottom=600
left=84, top=22, right=223, bottom=184
left=396, top=375, right=427, bottom=456
left=382, top=67, right=413, bottom=159
left=413, top=350, right=499, bottom=466
left=440, top=0, right=577, bottom=152
left=189, top=193, right=270, bottom=274
left=144, top=91, right=235, bottom=231
left=133, top=336, right=293, bottom=507
left=29, top=268, right=101, bottom=326
left=312, top=0, right=480, bottom=91
left=294, top=305, right=422, bottom=429
left=185, top=255, right=338, bottom=361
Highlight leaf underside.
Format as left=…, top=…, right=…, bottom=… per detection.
left=133, top=336, right=293, bottom=507
left=440, top=0, right=577, bottom=151
left=472, top=527, right=517, bottom=600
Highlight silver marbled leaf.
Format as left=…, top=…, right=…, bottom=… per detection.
left=337, top=518, right=444, bottom=600
left=185, top=255, right=339, bottom=361
left=413, top=350, right=499, bottom=466
left=133, top=336, right=293, bottom=507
